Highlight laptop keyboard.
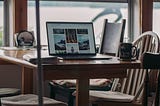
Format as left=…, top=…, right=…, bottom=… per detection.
left=58, top=54, right=112, bottom=60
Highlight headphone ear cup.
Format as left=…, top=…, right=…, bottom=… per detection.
left=16, top=30, right=35, bottom=47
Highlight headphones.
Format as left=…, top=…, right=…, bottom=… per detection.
left=16, top=30, right=35, bottom=47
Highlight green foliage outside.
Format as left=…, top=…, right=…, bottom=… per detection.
left=0, top=30, right=2, bottom=46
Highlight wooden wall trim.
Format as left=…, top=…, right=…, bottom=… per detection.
left=140, top=0, right=157, bottom=93
left=140, top=0, right=153, bottom=33
left=13, top=0, right=27, bottom=33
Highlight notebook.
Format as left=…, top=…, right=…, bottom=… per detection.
left=46, top=21, right=112, bottom=60
left=23, top=54, right=58, bottom=64
left=23, top=51, right=61, bottom=64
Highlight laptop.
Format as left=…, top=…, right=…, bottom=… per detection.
left=46, top=21, right=112, bottom=60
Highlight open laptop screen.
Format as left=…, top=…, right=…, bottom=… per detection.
left=46, top=22, right=96, bottom=55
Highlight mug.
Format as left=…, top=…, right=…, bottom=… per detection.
left=119, top=43, right=137, bottom=60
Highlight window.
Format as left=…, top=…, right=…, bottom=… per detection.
left=0, top=1, right=3, bottom=46
left=28, top=1, right=128, bottom=45
left=153, top=2, right=160, bottom=36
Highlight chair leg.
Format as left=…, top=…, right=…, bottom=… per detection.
left=0, top=98, right=1, bottom=106
left=68, top=93, right=74, bottom=106
left=92, top=104, right=98, bottom=106
left=155, top=71, right=160, bottom=106
left=49, top=84, right=56, bottom=99
left=92, top=101, right=99, bottom=106
left=143, top=69, right=149, bottom=106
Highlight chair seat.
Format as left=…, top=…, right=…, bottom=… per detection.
left=89, top=90, right=134, bottom=102
left=52, top=79, right=111, bottom=87
left=0, top=88, right=20, bottom=98
left=1, top=94, right=67, bottom=106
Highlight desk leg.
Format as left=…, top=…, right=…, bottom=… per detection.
left=21, top=66, right=33, bottom=94
left=76, top=78, right=89, bottom=106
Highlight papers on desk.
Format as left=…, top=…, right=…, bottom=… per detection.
left=23, top=54, right=60, bottom=64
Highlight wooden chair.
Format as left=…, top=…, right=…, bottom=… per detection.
left=49, top=19, right=126, bottom=106
left=1, top=30, right=31, bottom=105
left=141, top=52, right=160, bottom=106
left=87, top=31, right=160, bottom=106
left=1, top=32, right=67, bottom=106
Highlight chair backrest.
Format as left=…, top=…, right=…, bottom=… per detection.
left=141, top=52, right=160, bottom=69
left=111, top=31, right=160, bottom=102
left=133, top=31, right=160, bottom=59
left=99, top=19, right=126, bottom=56
left=141, top=52, right=160, bottom=106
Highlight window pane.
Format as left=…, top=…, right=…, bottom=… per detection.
left=28, top=1, right=128, bottom=45
left=0, top=1, right=3, bottom=46
left=153, top=2, right=160, bottom=36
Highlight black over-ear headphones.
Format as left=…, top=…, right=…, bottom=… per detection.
left=16, top=30, right=34, bottom=47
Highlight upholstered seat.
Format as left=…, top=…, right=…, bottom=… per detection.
left=0, top=88, right=20, bottom=98
left=1, top=94, right=67, bottom=106
left=52, top=79, right=112, bottom=88
left=90, top=90, right=134, bottom=102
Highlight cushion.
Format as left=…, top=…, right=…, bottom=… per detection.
left=0, top=88, right=20, bottom=97
left=1, top=94, right=67, bottom=106
left=52, top=79, right=112, bottom=88
left=89, top=90, right=134, bottom=102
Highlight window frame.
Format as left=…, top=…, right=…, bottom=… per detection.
left=3, top=0, right=153, bottom=46
left=28, top=0, right=130, bottom=45
left=0, top=0, right=3, bottom=46
left=29, top=0, right=127, bottom=2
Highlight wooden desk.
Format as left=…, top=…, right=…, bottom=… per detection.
left=0, top=49, right=141, bottom=106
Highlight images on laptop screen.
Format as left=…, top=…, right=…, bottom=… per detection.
left=46, top=22, right=96, bottom=55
